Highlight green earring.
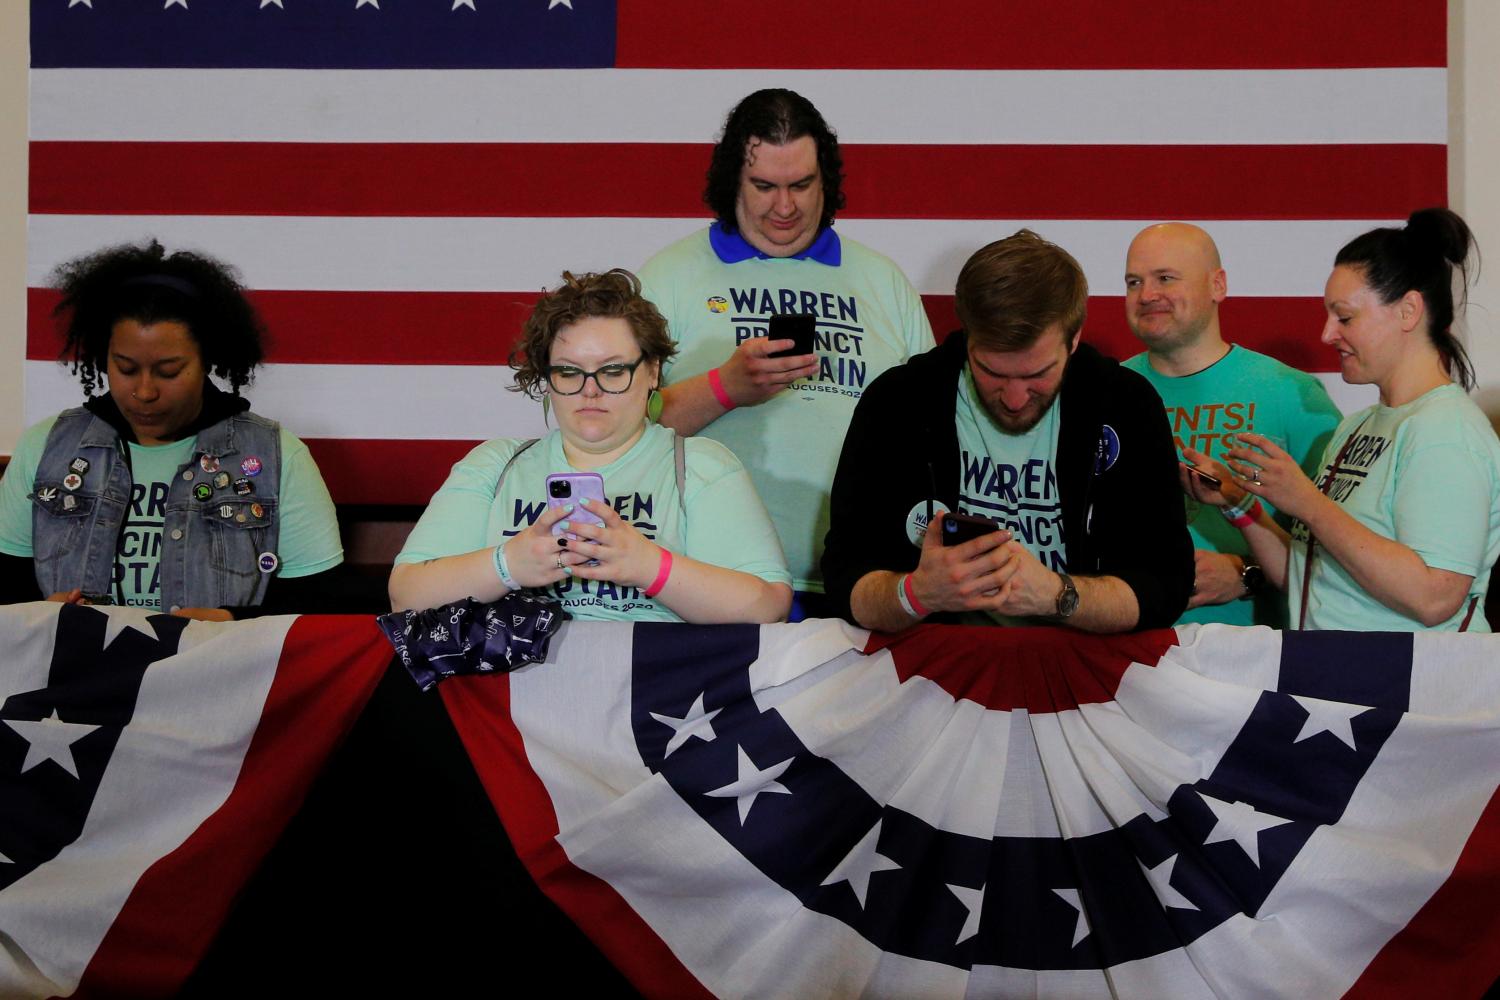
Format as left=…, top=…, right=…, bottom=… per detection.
left=647, top=387, right=664, bottom=423
left=541, top=393, right=551, bottom=426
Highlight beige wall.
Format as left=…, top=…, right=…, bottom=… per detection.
left=1, top=4, right=26, bottom=454
left=2, top=3, right=1498, bottom=455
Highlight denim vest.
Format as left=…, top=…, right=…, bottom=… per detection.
left=30, top=407, right=284, bottom=611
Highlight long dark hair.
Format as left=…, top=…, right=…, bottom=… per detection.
left=703, top=88, right=845, bottom=233
left=51, top=239, right=265, bottom=396
left=1335, top=208, right=1480, bottom=390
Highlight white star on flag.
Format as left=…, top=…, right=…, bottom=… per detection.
left=1291, top=695, right=1368, bottom=750
left=260, top=0, right=285, bottom=7
left=820, top=820, right=901, bottom=908
left=163, top=0, right=187, bottom=8
left=101, top=611, right=159, bottom=651
left=5, top=710, right=102, bottom=780
left=946, top=883, right=984, bottom=944
left=1053, top=888, right=1092, bottom=948
left=1138, top=854, right=1199, bottom=911
left=453, top=0, right=476, bottom=8
left=704, top=745, right=793, bottom=825
left=1200, top=792, right=1294, bottom=868
left=355, top=0, right=379, bottom=7
left=549, top=0, right=573, bottom=8
left=68, top=0, right=93, bottom=8
left=650, top=693, right=720, bottom=759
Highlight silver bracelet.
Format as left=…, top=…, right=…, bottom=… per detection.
left=492, top=540, right=519, bottom=591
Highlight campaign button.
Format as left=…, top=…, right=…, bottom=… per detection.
left=250, top=502, right=265, bottom=519
left=193, top=483, right=213, bottom=501
left=170, top=528, right=184, bottom=540
left=257, top=551, right=279, bottom=573
left=61, top=494, right=78, bottom=511
left=219, top=504, right=235, bottom=519
left=37, top=487, right=59, bottom=504
left=235, top=478, right=254, bottom=496
left=181, top=469, right=195, bottom=481
left=62, top=473, right=83, bottom=492
left=241, top=456, right=262, bottom=477
left=236, top=513, right=247, bottom=523
left=213, top=472, right=231, bottom=489
left=200, top=454, right=221, bottom=473
left=69, top=457, right=90, bottom=475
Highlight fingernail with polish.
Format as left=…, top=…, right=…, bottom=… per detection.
left=558, top=521, right=570, bottom=532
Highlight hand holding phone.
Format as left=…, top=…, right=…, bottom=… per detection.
left=546, top=472, right=607, bottom=537
left=941, top=511, right=1003, bottom=546
left=1181, top=463, right=1221, bottom=489
left=765, top=313, right=816, bottom=359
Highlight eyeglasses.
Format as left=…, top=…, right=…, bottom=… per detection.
left=544, top=356, right=647, bottom=395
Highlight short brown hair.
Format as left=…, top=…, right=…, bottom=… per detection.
left=509, top=268, right=677, bottom=399
left=954, top=230, right=1088, bottom=350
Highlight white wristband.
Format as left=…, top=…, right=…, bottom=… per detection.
left=492, top=540, right=519, bottom=591
left=895, top=574, right=920, bottom=619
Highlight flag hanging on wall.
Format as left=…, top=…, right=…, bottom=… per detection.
left=25, top=0, right=1445, bottom=504
left=443, top=617, right=1500, bottom=999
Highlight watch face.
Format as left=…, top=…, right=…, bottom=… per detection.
left=1242, top=564, right=1266, bottom=594
left=1056, top=574, right=1080, bottom=618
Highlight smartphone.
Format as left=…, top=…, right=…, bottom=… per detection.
left=941, top=511, right=1002, bottom=546
left=1182, top=463, right=1222, bottom=489
left=545, top=472, right=607, bottom=537
left=765, top=313, right=817, bottom=359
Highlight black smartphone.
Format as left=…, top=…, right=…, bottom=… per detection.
left=766, top=313, right=816, bottom=359
left=941, top=511, right=1001, bottom=546
left=1182, top=463, right=1221, bottom=489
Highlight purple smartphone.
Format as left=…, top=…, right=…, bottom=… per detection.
left=546, top=472, right=607, bottom=537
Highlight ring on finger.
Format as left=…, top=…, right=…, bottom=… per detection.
left=1252, top=471, right=1262, bottom=486
left=555, top=553, right=565, bottom=570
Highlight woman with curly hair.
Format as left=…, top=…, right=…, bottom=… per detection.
left=389, top=268, right=791, bottom=623
left=0, top=240, right=344, bottom=619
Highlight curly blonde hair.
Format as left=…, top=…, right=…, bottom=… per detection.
left=509, top=269, right=676, bottom=400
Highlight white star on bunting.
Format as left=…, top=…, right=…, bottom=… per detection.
left=1200, top=792, right=1294, bottom=868
left=1291, top=695, right=1368, bottom=750
left=1138, top=854, right=1199, bottom=911
left=101, top=611, right=158, bottom=650
left=5, top=710, right=102, bottom=780
left=1053, top=888, right=1092, bottom=948
left=947, top=883, right=985, bottom=944
left=820, top=820, right=901, bottom=908
left=704, top=745, right=793, bottom=825
left=650, top=693, right=720, bottom=759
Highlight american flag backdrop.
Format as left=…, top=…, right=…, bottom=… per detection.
left=25, top=0, right=1444, bottom=505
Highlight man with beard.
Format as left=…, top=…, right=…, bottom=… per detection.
left=821, top=230, right=1193, bottom=632
left=1121, top=223, right=1341, bottom=627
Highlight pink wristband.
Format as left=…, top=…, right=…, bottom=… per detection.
left=644, top=548, right=674, bottom=598
left=707, top=367, right=736, bottom=411
left=1225, top=498, right=1263, bottom=528
left=903, top=573, right=931, bottom=618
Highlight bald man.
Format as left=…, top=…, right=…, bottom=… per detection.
left=1122, top=223, right=1342, bottom=627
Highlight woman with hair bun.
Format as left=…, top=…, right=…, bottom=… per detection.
left=0, top=240, right=344, bottom=619
left=1182, top=208, right=1500, bottom=631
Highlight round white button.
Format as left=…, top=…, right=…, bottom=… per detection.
left=170, top=528, right=184, bottom=540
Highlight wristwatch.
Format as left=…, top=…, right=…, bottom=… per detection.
left=1053, top=572, right=1079, bottom=619
left=1240, top=560, right=1265, bottom=597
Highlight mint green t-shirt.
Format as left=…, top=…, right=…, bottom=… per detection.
left=1123, top=346, right=1342, bottom=626
left=0, top=414, right=344, bottom=610
left=1285, top=383, right=1500, bottom=632
left=394, top=424, right=791, bottom=623
left=954, top=366, right=1063, bottom=626
left=640, top=228, right=934, bottom=591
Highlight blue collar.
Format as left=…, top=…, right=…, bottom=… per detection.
left=708, top=221, right=842, bottom=266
